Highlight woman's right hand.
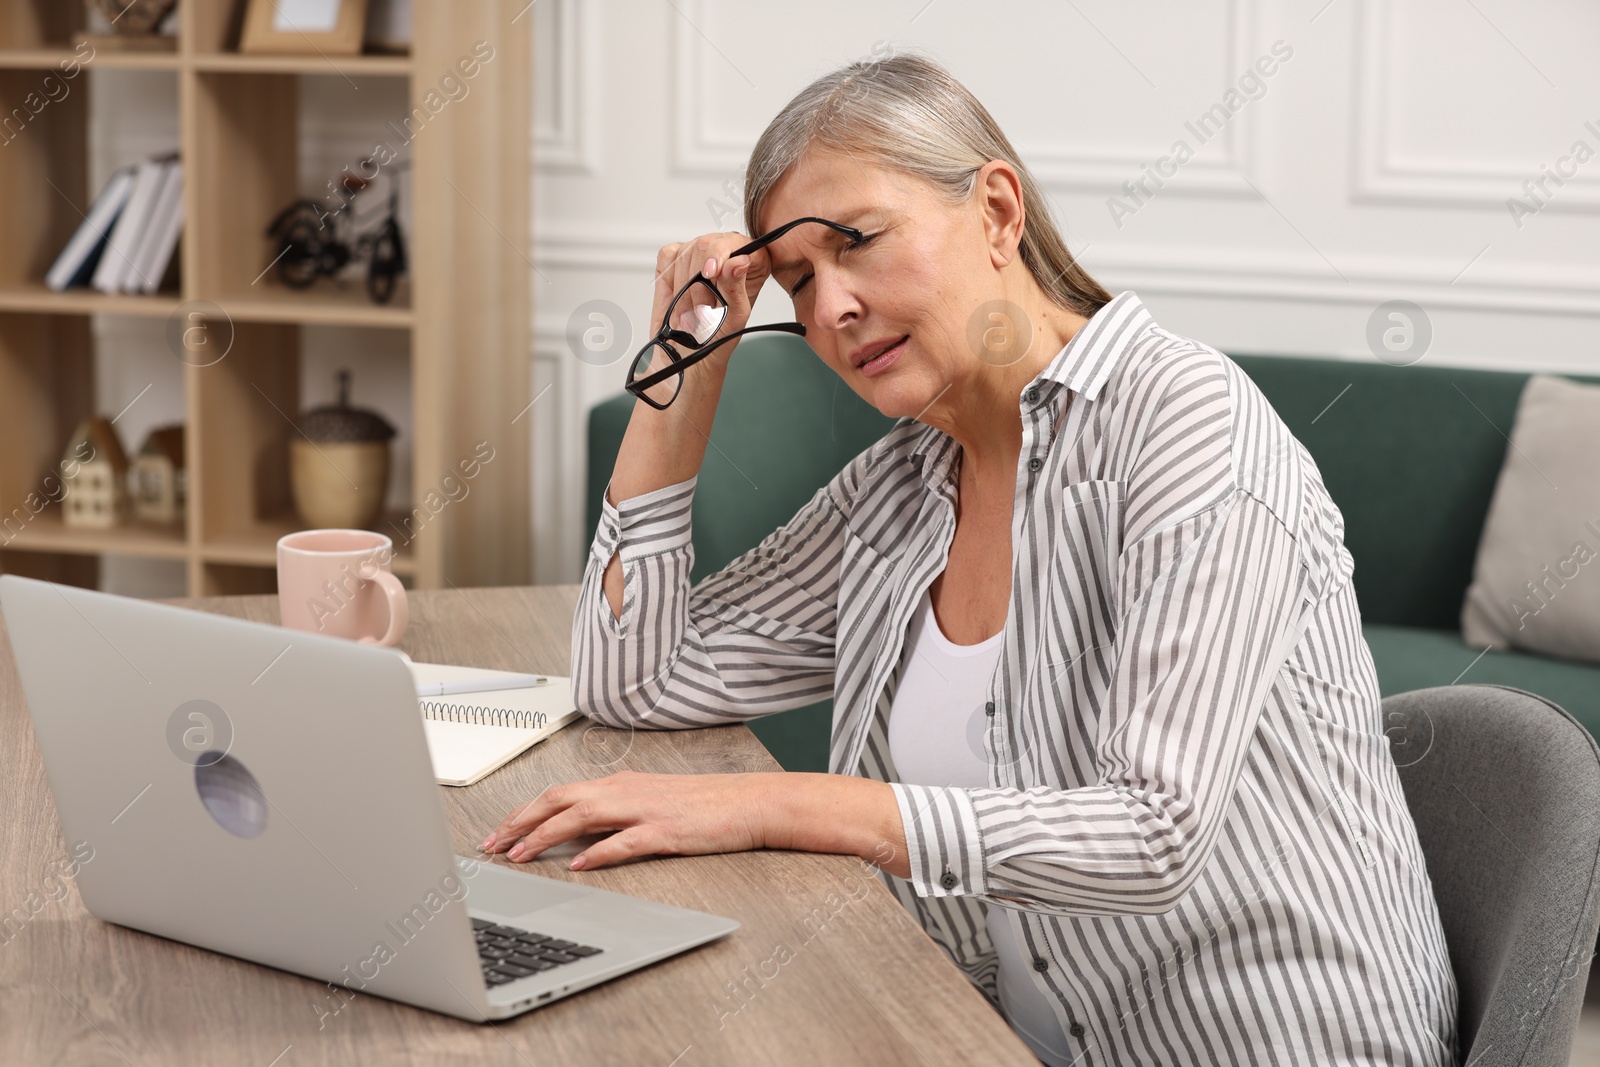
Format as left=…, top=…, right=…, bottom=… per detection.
left=644, top=232, right=773, bottom=391
left=601, top=233, right=775, bottom=619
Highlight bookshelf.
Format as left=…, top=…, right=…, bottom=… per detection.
left=0, top=1, right=532, bottom=597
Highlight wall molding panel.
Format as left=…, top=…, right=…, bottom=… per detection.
left=1351, top=0, right=1600, bottom=211
left=534, top=0, right=602, bottom=175
left=670, top=0, right=1264, bottom=199
left=534, top=225, right=1600, bottom=317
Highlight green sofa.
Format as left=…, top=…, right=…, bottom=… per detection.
left=587, top=334, right=1600, bottom=773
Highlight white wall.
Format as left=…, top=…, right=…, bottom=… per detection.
left=532, top=0, right=1600, bottom=583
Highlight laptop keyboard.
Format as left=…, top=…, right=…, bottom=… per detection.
left=472, top=918, right=604, bottom=986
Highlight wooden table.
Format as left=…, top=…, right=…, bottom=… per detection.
left=0, top=585, right=1039, bottom=1066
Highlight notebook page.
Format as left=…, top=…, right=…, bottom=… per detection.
left=406, top=662, right=579, bottom=786
left=420, top=719, right=543, bottom=787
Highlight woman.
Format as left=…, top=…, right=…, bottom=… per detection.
left=483, top=54, right=1459, bottom=1066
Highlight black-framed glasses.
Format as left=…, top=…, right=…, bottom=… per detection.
left=624, top=216, right=865, bottom=409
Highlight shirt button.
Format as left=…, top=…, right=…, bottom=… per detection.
left=1069, top=1022, right=1086, bottom=1038
left=940, top=871, right=958, bottom=890
left=985, top=700, right=996, bottom=717
left=1032, top=956, right=1049, bottom=973
left=1024, top=386, right=1040, bottom=404
left=1027, top=456, right=1043, bottom=473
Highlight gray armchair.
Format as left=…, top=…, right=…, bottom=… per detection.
left=1385, top=685, right=1600, bottom=1066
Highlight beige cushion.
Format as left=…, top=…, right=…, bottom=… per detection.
left=1461, top=374, right=1600, bottom=663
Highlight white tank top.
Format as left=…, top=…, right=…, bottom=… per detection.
left=886, top=586, right=1077, bottom=1066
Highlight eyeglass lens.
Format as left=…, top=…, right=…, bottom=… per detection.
left=628, top=341, right=684, bottom=408
left=669, top=277, right=729, bottom=347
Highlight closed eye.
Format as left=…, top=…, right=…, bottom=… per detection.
left=788, top=232, right=876, bottom=297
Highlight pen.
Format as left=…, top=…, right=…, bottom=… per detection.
left=415, top=674, right=549, bottom=698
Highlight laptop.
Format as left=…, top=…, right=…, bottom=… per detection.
left=0, top=574, right=739, bottom=1022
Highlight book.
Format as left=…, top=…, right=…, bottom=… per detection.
left=44, top=166, right=135, bottom=291
left=92, top=157, right=168, bottom=293
left=132, top=159, right=183, bottom=294
left=406, top=660, right=581, bottom=787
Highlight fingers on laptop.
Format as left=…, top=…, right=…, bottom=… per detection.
left=480, top=771, right=765, bottom=871
left=481, top=779, right=618, bottom=862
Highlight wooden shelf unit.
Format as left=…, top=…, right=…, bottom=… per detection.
left=0, top=49, right=183, bottom=71
left=0, top=1, right=532, bottom=597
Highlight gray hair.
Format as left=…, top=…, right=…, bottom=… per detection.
left=743, top=51, right=1110, bottom=317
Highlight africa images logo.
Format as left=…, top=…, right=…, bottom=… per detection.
left=1106, top=41, right=1295, bottom=229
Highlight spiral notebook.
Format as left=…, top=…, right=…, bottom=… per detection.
left=406, top=661, right=582, bottom=787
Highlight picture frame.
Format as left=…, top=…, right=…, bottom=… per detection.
left=240, top=0, right=371, bottom=56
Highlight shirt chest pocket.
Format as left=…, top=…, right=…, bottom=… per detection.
left=836, top=531, right=897, bottom=656
left=1037, top=478, right=1124, bottom=690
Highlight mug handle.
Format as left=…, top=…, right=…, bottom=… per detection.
left=357, top=570, right=409, bottom=647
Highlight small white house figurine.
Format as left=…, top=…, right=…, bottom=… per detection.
left=61, top=416, right=130, bottom=528
left=131, top=424, right=185, bottom=524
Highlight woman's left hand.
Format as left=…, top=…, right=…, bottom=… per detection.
left=480, top=770, right=775, bottom=871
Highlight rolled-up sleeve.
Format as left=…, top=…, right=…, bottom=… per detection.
left=572, top=448, right=873, bottom=731
left=889, top=356, right=1317, bottom=916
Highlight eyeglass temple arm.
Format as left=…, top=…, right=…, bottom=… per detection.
left=655, top=218, right=865, bottom=337
left=728, top=216, right=864, bottom=259
left=627, top=322, right=807, bottom=393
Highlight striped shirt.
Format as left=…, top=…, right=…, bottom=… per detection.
left=574, top=291, right=1460, bottom=1065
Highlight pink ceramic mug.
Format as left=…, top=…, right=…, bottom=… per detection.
left=276, top=529, right=408, bottom=646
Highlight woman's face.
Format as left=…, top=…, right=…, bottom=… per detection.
left=758, top=147, right=1017, bottom=420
